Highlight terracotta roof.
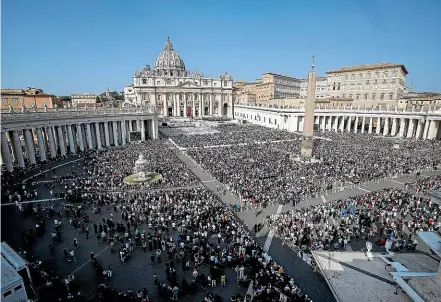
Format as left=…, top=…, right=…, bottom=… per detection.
left=327, top=63, right=408, bottom=74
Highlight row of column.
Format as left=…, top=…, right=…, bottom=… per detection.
left=1, top=119, right=159, bottom=172
left=161, top=94, right=231, bottom=118
left=314, top=115, right=440, bottom=139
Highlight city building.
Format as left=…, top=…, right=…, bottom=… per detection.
left=71, top=93, right=98, bottom=108
left=234, top=72, right=328, bottom=104
left=299, top=76, right=327, bottom=99
left=1, top=87, right=55, bottom=110
left=123, top=37, right=234, bottom=117
left=325, top=62, right=408, bottom=103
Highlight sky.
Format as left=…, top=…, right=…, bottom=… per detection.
left=2, top=0, right=441, bottom=96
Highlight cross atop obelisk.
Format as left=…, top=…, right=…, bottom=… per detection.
left=311, top=55, right=315, bottom=71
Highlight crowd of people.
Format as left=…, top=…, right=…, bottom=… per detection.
left=182, top=127, right=441, bottom=207
left=3, top=121, right=441, bottom=302
left=64, top=140, right=199, bottom=194
left=168, top=124, right=300, bottom=148
left=265, top=174, right=441, bottom=253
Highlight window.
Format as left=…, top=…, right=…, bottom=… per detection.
left=1, top=98, right=7, bottom=105
left=166, top=79, right=171, bottom=84
left=142, top=79, right=147, bottom=84
left=157, top=95, right=161, bottom=101
left=372, top=94, right=376, bottom=100
left=349, top=94, right=353, bottom=99
left=389, top=94, right=393, bottom=100
left=380, top=93, right=384, bottom=100
left=14, top=285, right=22, bottom=291
left=3, top=291, right=12, bottom=297
left=351, top=74, right=355, bottom=80
left=359, top=73, right=363, bottom=79
left=364, top=93, right=368, bottom=100
left=269, top=118, right=272, bottom=124
left=263, top=117, right=266, bottom=122
left=342, top=94, right=346, bottom=98
left=156, top=80, right=160, bottom=85
left=203, top=80, right=208, bottom=85
left=356, top=94, right=360, bottom=100
left=223, top=81, right=228, bottom=86
left=12, top=98, right=18, bottom=105
left=366, top=73, right=371, bottom=79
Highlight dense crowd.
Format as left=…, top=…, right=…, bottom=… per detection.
left=167, top=124, right=300, bottom=148
left=265, top=177, right=441, bottom=253
left=184, top=127, right=441, bottom=207
left=66, top=140, right=199, bottom=194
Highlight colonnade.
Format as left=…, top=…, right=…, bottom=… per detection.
left=234, top=106, right=441, bottom=140
left=1, top=118, right=158, bottom=172
left=313, top=115, right=440, bottom=140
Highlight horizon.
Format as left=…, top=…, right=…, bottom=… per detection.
left=2, top=0, right=441, bottom=96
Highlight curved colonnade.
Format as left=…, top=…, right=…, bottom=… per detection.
left=0, top=109, right=158, bottom=172
left=234, top=105, right=441, bottom=140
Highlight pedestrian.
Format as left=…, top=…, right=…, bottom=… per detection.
left=74, top=238, right=78, bottom=248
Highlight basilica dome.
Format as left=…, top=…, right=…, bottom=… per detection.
left=154, top=37, right=186, bottom=75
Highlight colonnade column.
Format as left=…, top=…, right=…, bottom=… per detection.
left=428, top=120, right=439, bottom=139
left=104, top=122, right=110, bottom=147
left=391, top=118, right=398, bottom=136
left=183, top=99, right=188, bottom=118
left=354, top=116, right=359, bottom=133
left=326, top=116, right=332, bottom=130
left=12, top=131, right=25, bottom=168
left=67, top=125, right=76, bottom=153
left=422, top=120, right=430, bottom=140
left=94, top=123, right=102, bottom=149
left=367, top=117, right=373, bottom=134
left=346, top=116, right=351, bottom=132
left=152, top=119, right=158, bottom=139
left=57, top=126, right=66, bottom=156
left=121, top=121, right=127, bottom=145
left=406, top=119, right=415, bottom=138
left=332, top=116, right=338, bottom=131
left=361, top=116, right=366, bottom=133
left=1, top=133, right=13, bottom=171
left=46, top=127, right=57, bottom=158
left=415, top=120, right=423, bottom=139
left=338, top=116, right=345, bottom=132
left=24, top=129, right=36, bottom=165
left=77, top=124, right=85, bottom=152
left=86, top=123, right=93, bottom=149
left=375, top=117, right=381, bottom=135
left=113, top=121, right=119, bottom=145
left=320, top=116, right=326, bottom=131
left=398, top=118, right=406, bottom=137
left=36, top=128, right=47, bottom=162
left=192, top=97, right=196, bottom=118
left=209, top=95, right=213, bottom=116
left=383, top=117, right=389, bottom=136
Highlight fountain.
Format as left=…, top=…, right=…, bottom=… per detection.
left=123, top=154, right=162, bottom=185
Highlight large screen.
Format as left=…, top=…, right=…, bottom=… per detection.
left=130, top=131, right=141, bottom=141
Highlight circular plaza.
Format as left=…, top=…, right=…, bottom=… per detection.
left=1, top=114, right=441, bottom=302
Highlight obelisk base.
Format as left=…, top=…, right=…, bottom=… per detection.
left=300, top=139, right=314, bottom=158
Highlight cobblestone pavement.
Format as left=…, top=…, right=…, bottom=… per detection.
left=1, top=159, right=246, bottom=302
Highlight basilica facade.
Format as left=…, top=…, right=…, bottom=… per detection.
left=123, top=37, right=234, bottom=118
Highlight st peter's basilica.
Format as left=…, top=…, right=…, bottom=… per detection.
left=123, top=37, right=234, bottom=117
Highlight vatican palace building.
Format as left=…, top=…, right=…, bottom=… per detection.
left=123, top=37, right=234, bottom=118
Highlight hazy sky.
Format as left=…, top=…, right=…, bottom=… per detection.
left=2, top=0, right=440, bottom=95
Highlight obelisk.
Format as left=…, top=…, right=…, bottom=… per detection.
left=300, top=55, right=317, bottom=157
